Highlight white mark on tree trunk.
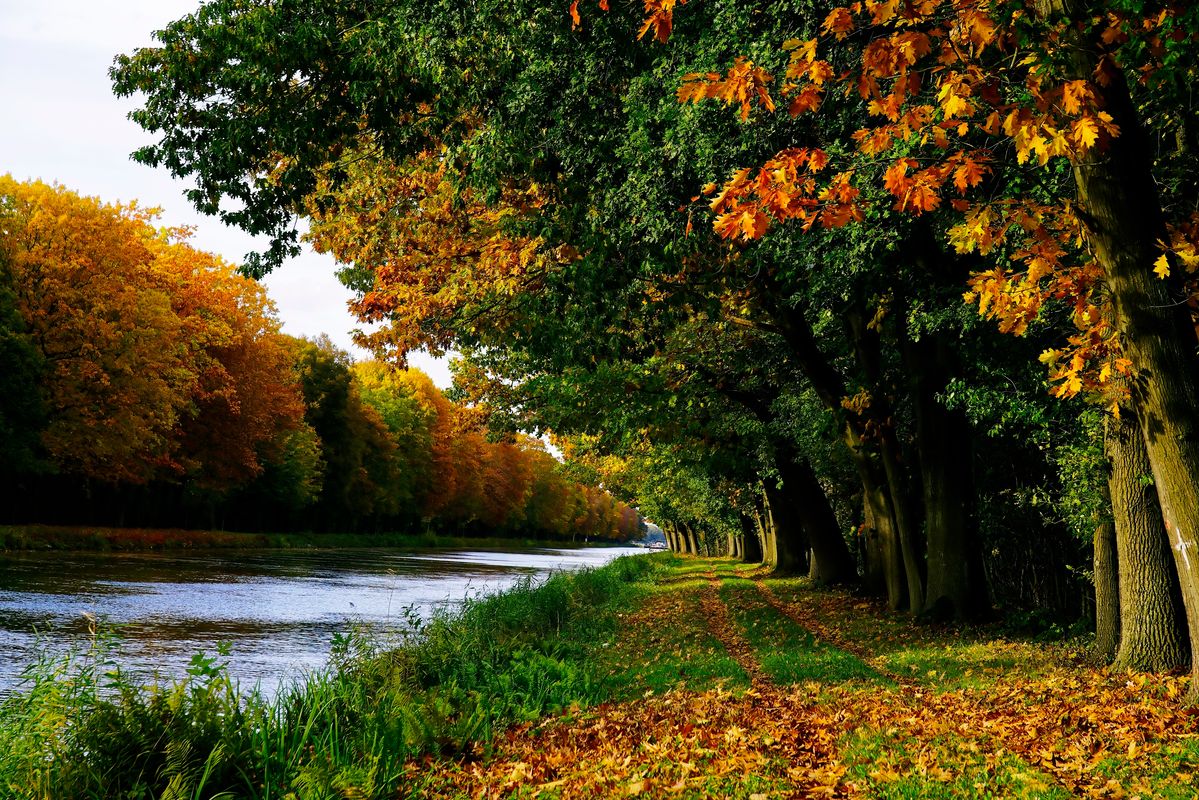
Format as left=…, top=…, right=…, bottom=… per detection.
left=1175, top=526, right=1192, bottom=573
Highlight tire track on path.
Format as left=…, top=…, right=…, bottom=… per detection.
left=415, top=570, right=857, bottom=798
left=699, top=571, right=771, bottom=690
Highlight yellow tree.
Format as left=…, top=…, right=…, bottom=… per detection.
left=0, top=177, right=194, bottom=483
left=150, top=234, right=308, bottom=489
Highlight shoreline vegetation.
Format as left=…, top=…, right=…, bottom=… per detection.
left=4, top=552, right=1197, bottom=798
left=0, top=523, right=626, bottom=554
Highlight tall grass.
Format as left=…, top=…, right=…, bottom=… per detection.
left=0, top=554, right=662, bottom=799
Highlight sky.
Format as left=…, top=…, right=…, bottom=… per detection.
left=0, top=0, right=453, bottom=388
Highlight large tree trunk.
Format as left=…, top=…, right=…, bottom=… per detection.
left=681, top=522, right=698, bottom=556
left=759, top=492, right=779, bottom=568
left=742, top=514, right=764, bottom=564
left=766, top=300, right=905, bottom=603
left=1108, top=413, right=1189, bottom=671
left=859, top=490, right=888, bottom=597
left=762, top=478, right=810, bottom=575
left=909, top=334, right=989, bottom=620
left=1093, top=488, right=1120, bottom=664
left=861, top=474, right=906, bottom=609
left=1041, top=7, right=1199, bottom=686
left=847, top=310, right=925, bottom=612
left=778, top=454, right=856, bottom=584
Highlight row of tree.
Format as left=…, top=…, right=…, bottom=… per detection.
left=110, top=0, right=1199, bottom=690
left=0, top=177, right=640, bottom=541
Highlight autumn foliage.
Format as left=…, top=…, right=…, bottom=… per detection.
left=0, top=177, right=638, bottom=541
left=669, top=0, right=1199, bottom=407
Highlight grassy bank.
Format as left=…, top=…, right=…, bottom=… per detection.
left=0, top=523, right=604, bottom=553
left=0, top=553, right=664, bottom=798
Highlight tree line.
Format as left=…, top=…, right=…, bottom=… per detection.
left=0, top=177, right=640, bottom=542
left=109, top=0, right=1199, bottom=688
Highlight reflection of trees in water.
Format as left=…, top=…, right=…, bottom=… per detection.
left=0, top=546, right=644, bottom=696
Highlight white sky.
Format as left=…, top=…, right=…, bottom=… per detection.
left=0, top=0, right=453, bottom=388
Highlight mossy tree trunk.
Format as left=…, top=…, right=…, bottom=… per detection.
left=762, top=478, right=809, bottom=576
left=909, top=333, right=988, bottom=620
left=1057, top=18, right=1199, bottom=686
left=1108, top=413, right=1189, bottom=671
left=782, top=455, right=856, bottom=584
left=1093, top=487, right=1120, bottom=664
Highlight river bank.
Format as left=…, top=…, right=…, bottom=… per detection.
left=3, top=554, right=1196, bottom=798
left=0, top=523, right=609, bottom=554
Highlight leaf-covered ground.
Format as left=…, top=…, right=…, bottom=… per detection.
left=408, top=558, right=1199, bottom=799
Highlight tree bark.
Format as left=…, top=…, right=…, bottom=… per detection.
left=859, top=490, right=888, bottom=597
left=909, top=334, right=988, bottom=620
left=1039, top=3, right=1199, bottom=685
left=1093, top=487, right=1120, bottom=664
left=1108, top=413, right=1189, bottom=671
left=848, top=310, right=925, bottom=612
left=663, top=522, right=678, bottom=553
left=778, top=454, right=856, bottom=584
left=759, top=491, right=779, bottom=568
left=681, top=522, right=697, bottom=556
left=1069, top=54, right=1199, bottom=681
left=762, top=478, right=810, bottom=575
left=767, top=300, right=905, bottom=603
left=742, top=514, right=764, bottom=564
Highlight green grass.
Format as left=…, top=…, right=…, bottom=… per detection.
left=593, top=586, right=750, bottom=699
left=0, top=553, right=664, bottom=799
left=839, top=726, right=1072, bottom=799
left=719, top=579, right=879, bottom=686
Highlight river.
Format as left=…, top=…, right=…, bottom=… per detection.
left=0, top=545, right=646, bottom=696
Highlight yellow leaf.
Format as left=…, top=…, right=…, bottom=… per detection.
left=1072, top=116, right=1100, bottom=151
left=1153, top=253, right=1170, bottom=279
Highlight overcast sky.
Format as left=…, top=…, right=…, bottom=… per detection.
left=0, top=0, right=453, bottom=388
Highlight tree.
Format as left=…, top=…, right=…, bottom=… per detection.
left=150, top=234, right=307, bottom=490
left=0, top=177, right=195, bottom=484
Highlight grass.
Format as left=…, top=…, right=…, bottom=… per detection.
left=719, top=578, right=879, bottom=686
left=594, top=575, right=749, bottom=700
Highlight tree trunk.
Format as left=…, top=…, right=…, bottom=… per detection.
left=1043, top=13, right=1199, bottom=685
left=779, top=455, right=856, bottom=584
left=762, top=478, right=809, bottom=575
left=847, top=309, right=924, bottom=611
left=759, top=492, right=779, bottom=568
left=909, top=334, right=989, bottom=620
left=768, top=300, right=905, bottom=602
left=683, top=522, right=698, bottom=556
left=1108, top=413, right=1189, bottom=671
left=742, top=514, right=764, bottom=564
left=1093, top=487, right=1120, bottom=664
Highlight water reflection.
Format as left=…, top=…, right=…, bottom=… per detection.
left=0, top=545, right=645, bottom=696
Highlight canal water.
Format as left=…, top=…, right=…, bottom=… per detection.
left=0, top=545, right=645, bottom=696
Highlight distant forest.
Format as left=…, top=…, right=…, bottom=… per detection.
left=0, top=177, right=641, bottom=541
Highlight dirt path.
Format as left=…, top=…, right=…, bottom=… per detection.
left=414, top=573, right=856, bottom=798
left=699, top=573, right=770, bottom=690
